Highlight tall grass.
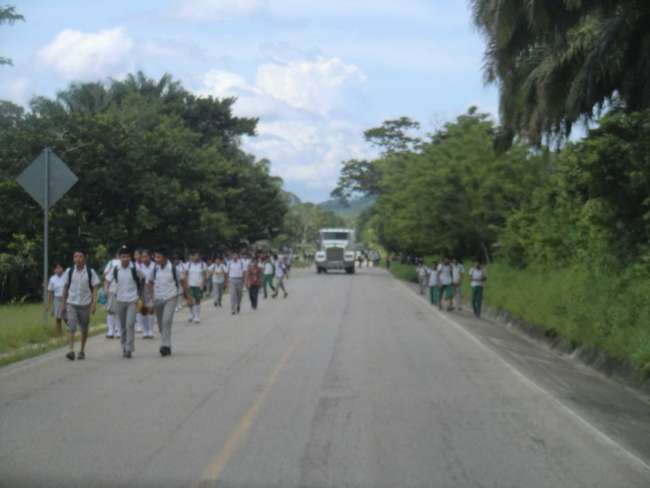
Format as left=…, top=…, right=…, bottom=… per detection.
left=0, top=304, right=107, bottom=357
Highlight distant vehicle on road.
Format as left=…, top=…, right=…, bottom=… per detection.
left=315, top=228, right=356, bottom=274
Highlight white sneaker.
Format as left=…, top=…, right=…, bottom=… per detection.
left=194, top=318, right=200, bottom=324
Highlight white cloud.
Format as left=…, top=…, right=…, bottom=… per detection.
left=174, top=0, right=269, bottom=22
left=256, top=57, right=366, bottom=115
left=198, top=56, right=371, bottom=192
left=37, top=27, right=134, bottom=80
left=0, top=78, right=31, bottom=105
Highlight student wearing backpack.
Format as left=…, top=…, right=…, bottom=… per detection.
left=139, top=250, right=156, bottom=338
left=246, top=255, right=263, bottom=310
left=226, top=252, right=247, bottom=315
left=103, top=252, right=121, bottom=339
left=209, top=255, right=227, bottom=307
left=149, top=247, right=187, bottom=357
left=468, top=261, right=488, bottom=317
left=106, top=246, right=144, bottom=358
left=62, top=250, right=101, bottom=361
left=186, top=250, right=207, bottom=323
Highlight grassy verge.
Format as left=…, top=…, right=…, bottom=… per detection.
left=389, top=262, right=650, bottom=377
left=0, top=303, right=107, bottom=367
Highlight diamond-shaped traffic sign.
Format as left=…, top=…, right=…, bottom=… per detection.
left=16, top=148, right=78, bottom=209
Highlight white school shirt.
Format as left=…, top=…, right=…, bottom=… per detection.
left=469, top=268, right=487, bottom=287
left=150, top=262, right=178, bottom=301
left=274, top=260, right=285, bottom=278
left=139, top=262, right=155, bottom=284
left=104, top=259, right=120, bottom=293
left=438, top=264, right=453, bottom=286
left=65, top=266, right=101, bottom=306
left=186, top=262, right=206, bottom=287
left=242, top=258, right=251, bottom=269
left=227, top=260, right=246, bottom=279
left=428, top=268, right=439, bottom=287
left=210, top=263, right=227, bottom=284
left=263, top=262, right=274, bottom=275
left=108, top=264, right=141, bottom=303
left=48, top=274, right=66, bottom=298
left=452, top=263, right=464, bottom=284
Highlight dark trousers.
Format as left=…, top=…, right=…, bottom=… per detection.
left=249, top=285, right=260, bottom=309
left=472, top=286, right=484, bottom=317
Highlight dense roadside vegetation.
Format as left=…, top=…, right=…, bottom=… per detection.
left=0, top=73, right=288, bottom=302
left=334, top=0, right=650, bottom=376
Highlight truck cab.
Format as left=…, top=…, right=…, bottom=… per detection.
left=315, top=228, right=356, bottom=274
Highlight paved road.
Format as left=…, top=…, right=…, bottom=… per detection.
left=1, top=268, right=649, bottom=487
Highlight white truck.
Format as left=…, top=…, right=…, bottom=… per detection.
left=315, top=228, right=356, bottom=274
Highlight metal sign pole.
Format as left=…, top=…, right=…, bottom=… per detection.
left=43, top=148, right=49, bottom=327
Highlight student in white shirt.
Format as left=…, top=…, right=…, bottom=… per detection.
left=103, top=254, right=121, bottom=339
left=62, top=250, right=101, bottom=361
left=437, top=258, right=454, bottom=311
left=186, top=250, right=207, bottom=323
left=452, top=258, right=465, bottom=311
left=262, top=255, right=275, bottom=299
left=138, top=250, right=156, bottom=339
left=428, top=260, right=440, bottom=306
left=47, top=263, right=66, bottom=336
left=106, top=246, right=144, bottom=358
left=416, top=261, right=429, bottom=296
left=209, top=256, right=227, bottom=307
left=225, top=252, right=247, bottom=315
left=272, top=254, right=288, bottom=299
left=468, top=261, right=488, bottom=317
left=149, top=247, right=187, bottom=356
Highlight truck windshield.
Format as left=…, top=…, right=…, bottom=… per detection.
left=322, top=232, right=350, bottom=240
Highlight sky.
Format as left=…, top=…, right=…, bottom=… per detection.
left=0, top=0, right=498, bottom=202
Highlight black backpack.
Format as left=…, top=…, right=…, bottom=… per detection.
left=112, top=265, right=142, bottom=294
left=153, top=262, right=179, bottom=288
left=66, top=266, right=95, bottom=291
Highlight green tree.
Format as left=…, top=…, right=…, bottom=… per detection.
left=471, top=0, right=650, bottom=146
left=0, top=5, right=23, bottom=66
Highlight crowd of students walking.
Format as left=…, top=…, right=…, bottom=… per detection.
left=47, top=246, right=293, bottom=361
left=415, top=258, right=487, bottom=317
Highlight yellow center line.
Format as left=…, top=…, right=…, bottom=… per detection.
left=196, top=334, right=304, bottom=486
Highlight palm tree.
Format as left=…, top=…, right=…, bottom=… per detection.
left=471, top=0, right=650, bottom=146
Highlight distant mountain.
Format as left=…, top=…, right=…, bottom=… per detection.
left=318, top=195, right=376, bottom=218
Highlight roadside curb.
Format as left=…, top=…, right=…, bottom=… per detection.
left=396, top=275, right=650, bottom=396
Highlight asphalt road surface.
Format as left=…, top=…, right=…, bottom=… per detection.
left=1, top=268, right=649, bottom=487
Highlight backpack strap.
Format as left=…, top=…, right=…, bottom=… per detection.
left=130, top=266, right=142, bottom=294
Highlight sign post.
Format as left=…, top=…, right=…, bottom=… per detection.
left=16, top=148, right=78, bottom=326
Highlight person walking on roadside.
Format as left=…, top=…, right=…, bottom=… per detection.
left=149, top=247, right=187, bottom=357
left=226, top=252, right=246, bottom=315
left=62, top=250, right=101, bottom=361
left=262, top=255, right=275, bottom=299
left=452, top=258, right=465, bottom=311
left=48, top=263, right=66, bottom=336
left=246, top=255, right=263, bottom=310
left=272, top=254, right=288, bottom=299
left=107, top=246, right=144, bottom=358
left=469, top=261, right=487, bottom=317
left=139, top=250, right=156, bottom=339
left=209, top=256, right=227, bottom=307
left=186, top=251, right=207, bottom=323
left=103, top=252, right=121, bottom=339
left=416, top=260, right=429, bottom=296
left=428, top=260, right=440, bottom=306
left=437, top=257, right=454, bottom=311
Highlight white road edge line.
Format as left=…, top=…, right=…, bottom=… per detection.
left=395, top=278, right=650, bottom=473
